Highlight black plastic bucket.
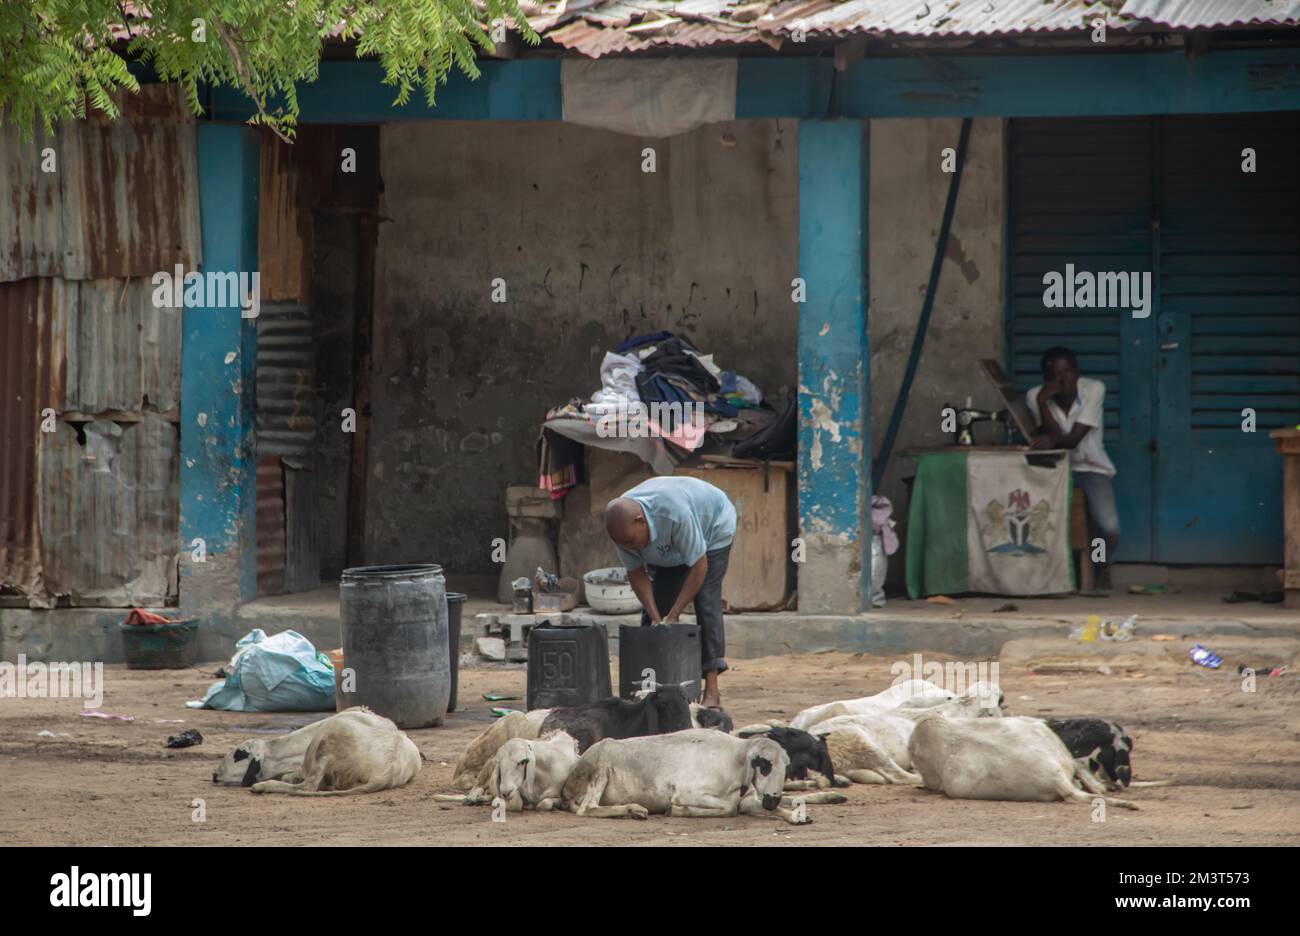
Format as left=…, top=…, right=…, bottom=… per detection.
left=618, top=624, right=701, bottom=701
left=446, top=592, right=466, bottom=712
left=527, top=624, right=612, bottom=709
left=340, top=564, right=449, bottom=728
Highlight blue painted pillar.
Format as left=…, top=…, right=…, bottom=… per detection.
left=181, top=124, right=260, bottom=627
left=796, top=120, right=871, bottom=614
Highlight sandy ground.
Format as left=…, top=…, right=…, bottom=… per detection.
left=2, top=647, right=1298, bottom=846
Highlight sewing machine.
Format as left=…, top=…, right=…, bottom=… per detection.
left=945, top=398, right=1015, bottom=446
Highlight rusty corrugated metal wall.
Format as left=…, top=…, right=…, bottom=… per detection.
left=0, top=86, right=201, bottom=282
left=39, top=414, right=179, bottom=606
left=254, top=128, right=331, bottom=597
left=256, top=457, right=287, bottom=597
left=0, top=279, right=66, bottom=603
left=259, top=132, right=314, bottom=303
left=0, top=84, right=196, bottom=607
left=254, top=303, right=322, bottom=596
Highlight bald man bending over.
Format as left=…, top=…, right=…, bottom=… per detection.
left=605, top=476, right=736, bottom=709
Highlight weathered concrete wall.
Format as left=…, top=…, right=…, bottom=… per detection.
left=868, top=118, right=1006, bottom=589
left=370, top=119, right=799, bottom=574
left=180, top=125, right=261, bottom=623
left=795, top=119, right=870, bottom=614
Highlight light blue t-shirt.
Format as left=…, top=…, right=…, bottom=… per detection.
left=614, top=476, right=737, bottom=570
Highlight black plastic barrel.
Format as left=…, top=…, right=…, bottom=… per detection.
left=618, top=624, right=701, bottom=701
left=340, top=564, right=450, bottom=728
left=446, top=592, right=466, bottom=712
left=527, top=624, right=612, bottom=710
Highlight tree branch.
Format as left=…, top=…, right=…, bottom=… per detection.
left=213, top=19, right=292, bottom=144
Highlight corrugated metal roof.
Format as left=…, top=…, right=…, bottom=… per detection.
left=38, top=412, right=179, bottom=606
left=518, top=0, right=1299, bottom=51
left=93, top=1, right=1300, bottom=66
left=0, top=84, right=201, bottom=283
left=1116, top=0, right=1300, bottom=29
left=762, top=0, right=1124, bottom=38
left=549, top=18, right=765, bottom=56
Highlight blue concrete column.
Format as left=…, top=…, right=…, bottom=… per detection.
left=181, top=124, right=260, bottom=629
left=796, top=120, right=871, bottom=613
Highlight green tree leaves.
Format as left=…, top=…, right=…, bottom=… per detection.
left=0, top=2, right=538, bottom=140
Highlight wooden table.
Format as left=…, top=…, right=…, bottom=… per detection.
left=1270, top=428, right=1300, bottom=610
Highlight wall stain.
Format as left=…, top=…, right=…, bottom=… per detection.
left=944, top=232, right=980, bottom=285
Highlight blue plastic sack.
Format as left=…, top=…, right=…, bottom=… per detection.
left=188, top=629, right=335, bottom=712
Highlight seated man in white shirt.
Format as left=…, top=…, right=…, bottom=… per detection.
left=1024, top=346, right=1120, bottom=592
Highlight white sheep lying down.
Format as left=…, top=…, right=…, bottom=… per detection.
left=789, top=678, right=1003, bottom=732
left=908, top=713, right=1138, bottom=809
left=243, top=707, right=422, bottom=796
left=435, top=731, right=581, bottom=811
left=807, top=683, right=1007, bottom=786
left=561, top=729, right=805, bottom=823
left=450, top=700, right=727, bottom=793
left=451, top=709, right=552, bottom=792
left=490, top=732, right=581, bottom=811
left=812, top=713, right=925, bottom=785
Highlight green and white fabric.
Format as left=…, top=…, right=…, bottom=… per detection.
left=906, top=451, right=1073, bottom=598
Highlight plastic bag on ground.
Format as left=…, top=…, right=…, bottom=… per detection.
left=187, top=629, right=336, bottom=712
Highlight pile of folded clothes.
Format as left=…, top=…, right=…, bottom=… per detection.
left=597, top=331, right=763, bottom=424
left=537, top=330, right=776, bottom=497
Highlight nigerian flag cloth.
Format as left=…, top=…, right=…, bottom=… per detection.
left=905, top=451, right=1074, bottom=598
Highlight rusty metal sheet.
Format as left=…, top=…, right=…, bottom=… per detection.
left=531, top=0, right=1300, bottom=49
left=758, top=0, right=1126, bottom=39
left=256, top=457, right=286, bottom=597
left=37, top=412, right=179, bottom=607
left=256, top=304, right=319, bottom=458
left=283, top=463, right=322, bottom=595
left=0, top=84, right=201, bottom=283
left=0, top=278, right=68, bottom=605
left=548, top=19, right=761, bottom=56
left=64, top=279, right=182, bottom=414
left=1116, top=0, right=1300, bottom=29
left=259, top=134, right=311, bottom=303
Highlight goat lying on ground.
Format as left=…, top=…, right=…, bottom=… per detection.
left=449, top=686, right=710, bottom=792
left=908, top=713, right=1139, bottom=809
left=786, top=678, right=961, bottom=731
left=214, top=715, right=337, bottom=787
left=561, top=729, right=809, bottom=822
left=754, top=726, right=843, bottom=788
left=439, top=731, right=581, bottom=811
left=812, top=713, right=923, bottom=786
left=213, top=707, right=421, bottom=796
left=451, top=709, right=552, bottom=792
left=492, top=732, right=579, bottom=810
left=738, top=682, right=1005, bottom=787
left=1045, top=717, right=1172, bottom=791
left=779, top=688, right=1000, bottom=787
left=539, top=685, right=694, bottom=753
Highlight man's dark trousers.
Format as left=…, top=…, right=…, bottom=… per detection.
left=638, top=545, right=730, bottom=673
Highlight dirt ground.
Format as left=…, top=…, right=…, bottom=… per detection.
left=2, top=647, right=1298, bottom=846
